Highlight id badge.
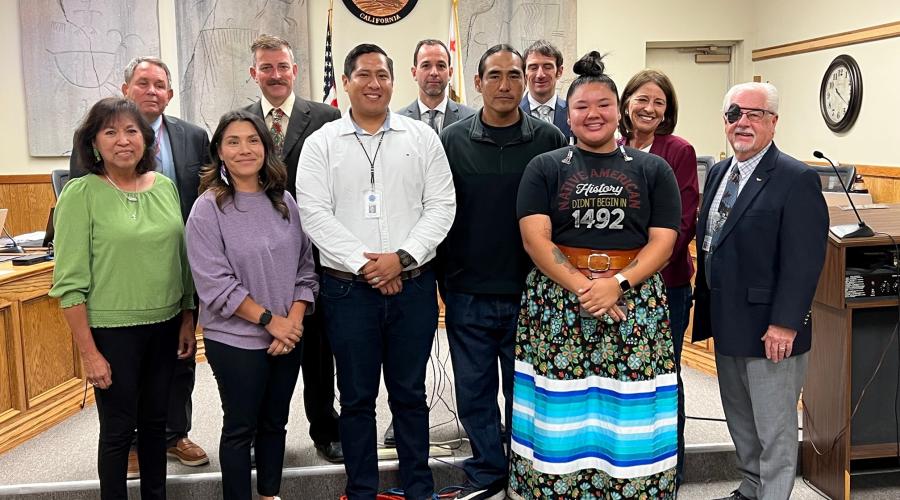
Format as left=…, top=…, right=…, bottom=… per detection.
left=364, top=190, right=382, bottom=218
left=702, top=235, right=713, bottom=252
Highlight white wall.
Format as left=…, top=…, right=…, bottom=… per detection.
left=752, top=0, right=900, bottom=166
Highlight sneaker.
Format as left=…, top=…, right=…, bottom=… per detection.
left=166, top=437, right=210, bottom=466
left=126, top=449, right=140, bottom=479
left=455, top=480, right=505, bottom=500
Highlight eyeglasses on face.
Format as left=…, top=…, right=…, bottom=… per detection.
left=725, top=103, right=776, bottom=124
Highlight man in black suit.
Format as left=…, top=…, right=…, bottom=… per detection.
left=69, top=56, right=211, bottom=475
left=693, top=82, right=829, bottom=500
left=398, top=39, right=475, bottom=133
left=519, top=40, right=571, bottom=139
left=244, top=34, right=344, bottom=463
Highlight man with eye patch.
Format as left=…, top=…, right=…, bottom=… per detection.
left=693, top=82, right=828, bottom=500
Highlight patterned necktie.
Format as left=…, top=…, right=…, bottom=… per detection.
left=270, top=108, right=285, bottom=157
left=705, top=164, right=741, bottom=285
left=535, top=105, right=553, bottom=124
left=428, top=109, right=441, bottom=133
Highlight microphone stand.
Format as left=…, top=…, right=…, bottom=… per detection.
left=814, top=150, right=874, bottom=238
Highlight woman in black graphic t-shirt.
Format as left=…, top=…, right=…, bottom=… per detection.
left=508, top=52, right=681, bottom=500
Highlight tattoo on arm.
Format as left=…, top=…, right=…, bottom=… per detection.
left=623, top=258, right=639, bottom=272
left=552, top=247, right=581, bottom=275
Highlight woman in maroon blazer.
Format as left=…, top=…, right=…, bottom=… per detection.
left=618, top=69, right=699, bottom=490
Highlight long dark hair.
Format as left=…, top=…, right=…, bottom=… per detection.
left=199, top=110, right=289, bottom=219
left=72, top=97, right=156, bottom=175
left=565, top=51, right=617, bottom=103
left=618, top=69, right=679, bottom=139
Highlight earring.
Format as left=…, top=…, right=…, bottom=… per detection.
left=219, top=162, right=230, bottom=186
left=92, top=147, right=101, bottom=163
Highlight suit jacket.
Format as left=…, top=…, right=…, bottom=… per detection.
left=399, top=98, right=476, bottom=129
left=244, top=97, right=341, bottom=198
left=692, top=144, right=829, bottom=358
left=69, top=114, right=209, bottom=222
left=519, top=94, right=572, bottom=139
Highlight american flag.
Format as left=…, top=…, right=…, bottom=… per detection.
left=448, top=0, right=466, bottom=104
left=323, top=5, right=338, bottom=108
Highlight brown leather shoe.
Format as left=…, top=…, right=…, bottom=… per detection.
left=126, top=449, right=140, bottom=479
left=166, top=437, right=210, bottom=466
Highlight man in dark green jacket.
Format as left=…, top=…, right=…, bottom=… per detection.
left=438, top=44, right=566, bottom=500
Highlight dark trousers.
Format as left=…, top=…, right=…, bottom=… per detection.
left=321, top=270, right=438, bottom=500
left=92, top=316, right=180, bottom=500
left=666, top=284, right=692, bottom=487
left=166, top=356, right=195, bottom=445
left=300, top=306, right=340, bottom=445
left=444, top=292, right=517, bottom=488
left=205, top=338, right=303, bottom=500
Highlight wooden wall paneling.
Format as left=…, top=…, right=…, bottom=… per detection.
left=21, top=293, right=77, bottom=405
left=0, top=174, right=55, bottom=235
left=752, top=21, right=900, bottom=61
left=0, top=302, right=18, bottom=423
left=856, top=166, right=900, bottom=204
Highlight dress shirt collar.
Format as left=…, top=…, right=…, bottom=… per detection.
left=344, top=109, right=399, bottom=136
left=730, top=141, right=773, bottom=176
left=528, top=93, right=556, bottom=111
left=260, top=92, right=295, bottom=119
left=150, top=114, right=164, bottom=133
left=417, top=95, right=449, bottom=116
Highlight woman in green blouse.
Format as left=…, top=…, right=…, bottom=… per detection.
left=50, top=97, right=195, bottom=500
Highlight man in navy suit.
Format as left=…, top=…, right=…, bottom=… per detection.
left=244, top=34, right=344, bottom=463
left=398, top=39, right=475, bottom=133
left=519, top=40, right=571, bottom=139
left=69, top=56, right=210, bottom=475
left=693, top=82, right=829, bottom=500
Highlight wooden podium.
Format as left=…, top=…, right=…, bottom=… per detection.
left=803, top=204, right=900, bottom=499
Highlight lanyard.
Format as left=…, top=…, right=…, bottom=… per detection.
left=353, top=131, right=385, bottom=189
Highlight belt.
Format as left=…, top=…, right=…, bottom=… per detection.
left=556, top=245, right=640, bottom=278
left=322, top=263, right=431, bottom=282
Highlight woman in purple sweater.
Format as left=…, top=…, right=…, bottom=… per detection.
left=618, top=69, right=699, bottom=490
left=185, top=110, right=318, bottom=500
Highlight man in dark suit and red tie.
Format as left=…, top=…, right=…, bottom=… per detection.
left=693, top=82, right=829, bottom=500
left=244, top=33, right=344, bottom=463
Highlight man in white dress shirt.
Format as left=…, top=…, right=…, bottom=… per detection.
left=398, top=39, right=476, bottom=133
left=296, top=43, right=456, bottom=500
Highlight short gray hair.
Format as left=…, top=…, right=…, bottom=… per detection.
left=123, top=56, right=172, bottom=88
left=722, top=82, right=779, bottom=114
left=251, top=34, right=295, bottom=65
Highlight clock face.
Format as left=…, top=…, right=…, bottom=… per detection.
left=819, top=55, right=862, bottom=132
left=824, top=65, right=852, bottom=122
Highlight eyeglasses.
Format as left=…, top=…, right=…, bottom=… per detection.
left=725, top=103, right=776, bottom=124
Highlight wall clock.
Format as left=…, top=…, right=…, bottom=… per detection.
left=819, top=54, right=862, bottom=133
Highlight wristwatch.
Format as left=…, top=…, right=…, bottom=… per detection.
left=614, top=273, right=631, bottom=294
left=258, top=309, right=272, bottom=327
left=396, top=249, right=417, bottom=268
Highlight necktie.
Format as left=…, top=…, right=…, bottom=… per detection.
left=535, top=105, right=553, bottom=124
left=428, top=109, right=441, bottom=133
left=270, top=108, right=285, bottom=157
left=705, top=164, right=741, bottom=285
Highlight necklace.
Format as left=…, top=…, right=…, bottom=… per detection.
left=105, top=174, right=139, bottom=220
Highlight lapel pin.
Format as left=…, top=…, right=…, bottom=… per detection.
left=756, top=177, right=762, bottom=181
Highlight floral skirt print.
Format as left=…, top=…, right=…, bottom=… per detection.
left=508, top=269, right=678, bottom=499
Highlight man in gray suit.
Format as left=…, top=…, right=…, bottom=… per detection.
left=244, top=33, right=344, bottom=463
left=519, top=40, right=572, bottom=139
left=69, top=56, right=211, bottom=476
left=399, top=39, right=475, bottom=133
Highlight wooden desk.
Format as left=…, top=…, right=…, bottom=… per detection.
left=802, top=204, right=900, bottom=500
left=0, top=260, right=91, bottom=454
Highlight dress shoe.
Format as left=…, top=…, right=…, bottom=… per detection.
left=167, top=437, right=210, bottom=466
left=126, top=448, right=140, bottom=479
left=315, top=441, right=344, bottom=463
left=713, top=490, right=752, bottom=500
left=383, top=421, right=395, bottom=447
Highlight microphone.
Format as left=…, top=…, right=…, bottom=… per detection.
left=1, top=226, right=25, bottom=253
left=814, top=150, right=874, bottom=238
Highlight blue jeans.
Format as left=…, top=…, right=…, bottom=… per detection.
left=666, top=284, right=692, bottom=487
left=321, top=270, right=438, bottom=500
left=444, top=292, right=518, bottom=488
